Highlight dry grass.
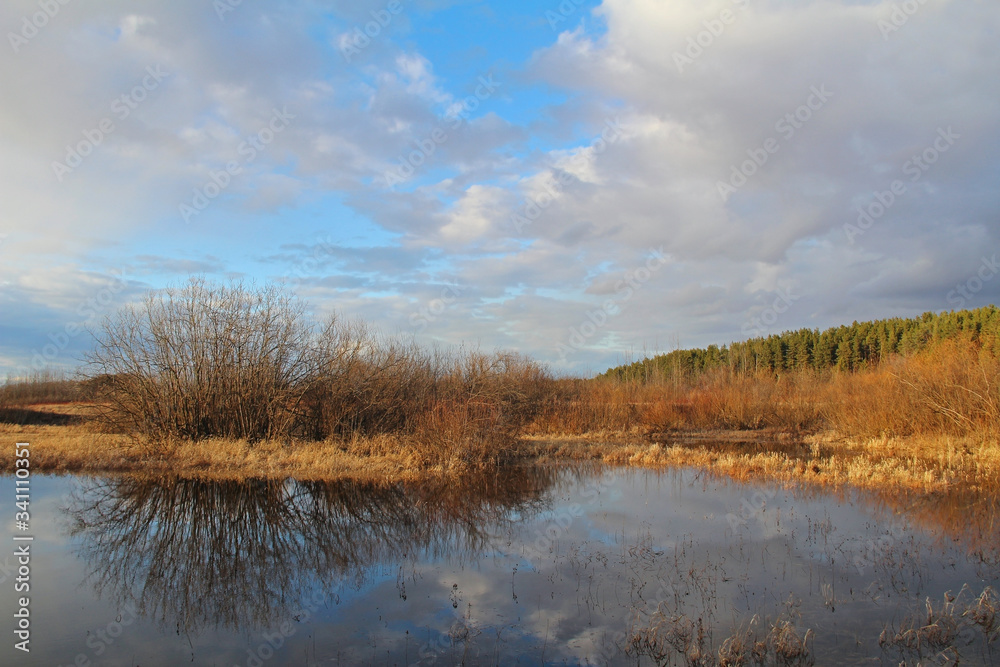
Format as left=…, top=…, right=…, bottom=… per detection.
left=518, top=338, right=1000, bottom=497
left=3, top=402, right=1000, bottom=499
left=528, top=371, right=825, bottom=436
left=523, top=429, right=1000, bottom=497
left=0, top=403, right=494, bottom=483
left=531, top=337, right=1000, bottom=442
left=628, top=604, right=815, bottom=666
left=3, top=338, right=1000, bottom=500
left=879, top=586, right=1000, bottom=664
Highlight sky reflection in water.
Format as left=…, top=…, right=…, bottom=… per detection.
left=1, top=466, right=997, bottom=666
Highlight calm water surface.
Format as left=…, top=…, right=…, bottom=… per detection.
left=1, top=466, right=997, bottom=666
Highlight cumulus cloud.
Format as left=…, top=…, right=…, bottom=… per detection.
left=1, top=0, right=998, bottom=375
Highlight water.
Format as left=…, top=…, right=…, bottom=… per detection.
left=1, top=466, right=997, bottom=665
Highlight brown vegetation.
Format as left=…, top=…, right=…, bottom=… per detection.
left=879, top=586, right=999, bottom=664
left=530, top=337, right=1000, bottom=441
left=83, top=279, right=548, bottom=468
left=628, top=606, right=815, bottom=667
left=2, top=280, right=999, bottom=498
left=0, top=369, right=85, bottom=426
left=521, top=336, right=1000, bottom=496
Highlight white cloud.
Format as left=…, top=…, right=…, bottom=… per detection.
left=1, top=0, right=998, bottom=375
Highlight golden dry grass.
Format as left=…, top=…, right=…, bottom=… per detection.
left=0, top=403, right=484, bottom=483
left=3, top=402, right=999, bottom=504
left=524, top=429, right=1000, bottom=496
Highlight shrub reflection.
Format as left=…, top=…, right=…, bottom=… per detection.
left=66, top=468, right=558, bottom=634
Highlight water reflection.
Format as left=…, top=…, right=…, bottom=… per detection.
left=51, top=466, right=1000, bottom=664
left=66, top=468, right=559, bottom=635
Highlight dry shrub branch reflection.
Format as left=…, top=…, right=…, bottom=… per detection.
left=65, top=468, right=556, bottom=634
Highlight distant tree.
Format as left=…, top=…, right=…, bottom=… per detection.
left=599, top=305, right=1000, bottom=381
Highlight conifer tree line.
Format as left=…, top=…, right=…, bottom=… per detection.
left=602, top=306, right=1000, bottom=381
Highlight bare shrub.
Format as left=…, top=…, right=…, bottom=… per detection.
left=86, top=279, right=318, bottom=443
left=411, top=349, right=550, bottom=465
left=533, top=378, right=642, bottom=435
left=820, top=365, right=917, bottom=439
left=85, top=279, right=551, bottom=465
left=895, top=339, right=1000, bottom=439
left=822, top=339, right=1000, bottom=441
left=298, top=319, right=436, bottom=440
left=528, top=370, right=826, bottom=437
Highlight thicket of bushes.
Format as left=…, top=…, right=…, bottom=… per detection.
left=85, top=279, right=548, bottom=465
left=0, top=369, right=82, bottom=406
left=530, top=337, right=1000, bottom=441
left=11, top=278, right=999, bottom=457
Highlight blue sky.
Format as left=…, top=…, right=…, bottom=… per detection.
left=1, top=0, right=999, bottom=377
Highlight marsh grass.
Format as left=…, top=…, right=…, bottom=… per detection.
left=879, top=586, right=1000, bottom=664
left=520, top=337, right=1000, bottom=495
left=628, top=602, right=815, bottom=666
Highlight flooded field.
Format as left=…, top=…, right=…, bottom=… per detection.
left=1, top=465, right=997, bottom=666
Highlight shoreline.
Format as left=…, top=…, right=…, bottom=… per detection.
left=2, top=403, right=998, bottom=499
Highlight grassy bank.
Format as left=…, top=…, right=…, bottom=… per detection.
left=2, top=339, right=1000, bottom=496
left=2, top=400, right=998, bottom=499
left=0, top=403, right=519, bottom=483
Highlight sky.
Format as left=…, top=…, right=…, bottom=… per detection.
left=1, top=0, right=998, bottom=377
